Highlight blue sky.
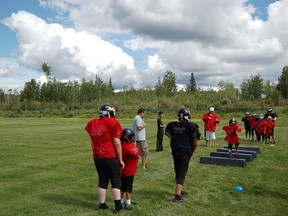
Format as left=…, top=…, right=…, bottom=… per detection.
left=0, top=0, right=287, bottom=91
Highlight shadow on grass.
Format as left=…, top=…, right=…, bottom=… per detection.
left=40, top=191, right=97, bottom=210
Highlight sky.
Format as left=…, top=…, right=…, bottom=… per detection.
left=0, top=0, right=287, bottom=92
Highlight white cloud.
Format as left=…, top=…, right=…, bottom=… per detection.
left=1, top=0, right=288, bottom=91
left=2, top=10, right=137, bottom=90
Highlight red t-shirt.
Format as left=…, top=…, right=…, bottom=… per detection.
left=248, top=117, right=256, bottom=129
left=257, top=120, right=268, bottom=134
left=222, top=124, right=242, bottom=144
left=266, top=121, right=276, bottom=135
left=85, top=117, right=123, bottom=158
left=121, top=142, right=140, bottom=177
left=202, top=112, right=220, bottom=131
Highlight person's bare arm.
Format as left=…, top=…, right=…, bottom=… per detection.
left=113, top=137, right=125, bottom=169
left=191, top=139, right=198, bottom=155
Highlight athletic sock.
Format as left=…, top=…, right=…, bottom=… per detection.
left=114, top=199, right=122, bottom=211
left=126, top=199, right=131, bottom=206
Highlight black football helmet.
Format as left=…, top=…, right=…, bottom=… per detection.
left=229, top=118, right=237, bottom=126
left=99, top=104, right=116, bottom=118
left=121, top=128, right=135, bottom=142
left=177, top=107, right=191, bottom=121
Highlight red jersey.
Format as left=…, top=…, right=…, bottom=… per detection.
left=202, top=112, right=220, bottom=131
left=266, top=121, right=276, bottom=135
left=248, top=117, right=256, bottom=129
left=121, top=142, right=140, bottom=177
left=257, top=120, right=268, bottom=134
left=85, top=117, right=123, bottom=158
left=222, top=124, right=242, bottom=144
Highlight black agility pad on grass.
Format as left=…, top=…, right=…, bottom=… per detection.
left=217, top=148, right=257, bottom=159
left=200, top=156, right=246, bottom=167
left=210, top=152, right=253, bottom=162
left=223, top=146, right=261, bottom=154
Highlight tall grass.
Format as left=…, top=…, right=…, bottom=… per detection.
left=0, top=115, right=287, bottom=216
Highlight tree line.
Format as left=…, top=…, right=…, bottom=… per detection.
left=0, top=63, right=287, bottom=117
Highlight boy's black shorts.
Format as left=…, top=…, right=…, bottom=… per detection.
left=121, top=175, right=134, bottom=193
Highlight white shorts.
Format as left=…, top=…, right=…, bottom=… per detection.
left=205, top=131, right=216, bottom=140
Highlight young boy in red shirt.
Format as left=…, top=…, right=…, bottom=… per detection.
left=120, top=128, right=140, bottom=208
left=222, top=118, right=242, bottom=158
left=266, top=116, right=276, bottom=144
left=257, top=114, right=268, bottom=145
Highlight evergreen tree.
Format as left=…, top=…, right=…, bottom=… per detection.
left=186, top=72, right=197, bottom=93
left=42, top=63, right=52, bottom=82
left=108, top=78, right=114, bottom=91
left=277, top=66, right=288, bottom=99
left=0, top=89, right=5, bottom=102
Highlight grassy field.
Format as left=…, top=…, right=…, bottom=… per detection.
left=0, top=115, right=287, bottom=216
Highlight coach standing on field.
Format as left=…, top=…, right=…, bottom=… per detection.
left=85, top=104, right=126, bottom=213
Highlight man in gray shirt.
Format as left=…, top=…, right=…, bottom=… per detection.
left=133, top=108, right=148, bottom=169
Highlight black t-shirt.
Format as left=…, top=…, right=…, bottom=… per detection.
left=264, top=112, right=278, bottom=120
left=241, top=116, right=250, bottom=128
left=165, top=120, right=198, bottom=150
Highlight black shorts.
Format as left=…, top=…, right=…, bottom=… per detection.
left=172, top=149, right=192, bottom=185
left=121, top=175, right=134, bottom=193
left=94, top=157, right=121, bottom=189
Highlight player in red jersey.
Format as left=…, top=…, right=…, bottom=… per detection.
left=222, top=118, right=242, bottom=158
left=266, top=116, right=276, bottom=144
left=120, top=128, right=140, bottom=208
left=85, top=104, right=125, bottom=213
left=256, top=114, right=268, bottom=145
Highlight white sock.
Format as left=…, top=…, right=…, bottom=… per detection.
left=126, top=199, right=131, bottom=206
left=120, top=199, right=124, bottom=205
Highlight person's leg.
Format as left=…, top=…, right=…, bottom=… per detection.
left=174, top=151, right=190, bottom=201
left=175, top=184, right=183, bottom=197
left=94, top=158, right=109, bottom=209
left=141, top=141, right=149, bottom=169
left=112, top=188, right=122, bottom=211
left=107, top=158, right=123, bottom=211
left=98, top=188, right=107, bottom=205
left=228, top=143, right=233, bottom=158
left=142, top=156, right=147, bottom=169
left=156, top=131, right=160, bottom=151
left=235, top=143, right=239, bottom=154
left=159, top=133, right=164, bottom=151
left=251, top=129, right=254, bottom=141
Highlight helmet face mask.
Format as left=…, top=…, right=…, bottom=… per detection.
left=99, top=104, right=116, bottom=118
left=121, top=128, right=135, bottom=143
left=177, top=107, right=191, bottom=121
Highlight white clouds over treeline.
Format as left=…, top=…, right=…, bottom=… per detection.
left=1, top=0, right=288, bottom=90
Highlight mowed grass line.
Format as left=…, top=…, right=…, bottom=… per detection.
left=0, top=117, right=287, bottom=216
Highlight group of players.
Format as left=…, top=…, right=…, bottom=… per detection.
left=85, top=104, right=201, bottom=212
left=84, top=104, right=278, bottom=213
left=241, top=108, right=277, bottom=145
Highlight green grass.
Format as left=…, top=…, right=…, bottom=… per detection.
left=0, top=116, right=287, bottom=216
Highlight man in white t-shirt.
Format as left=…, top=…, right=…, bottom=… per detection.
left=133, top=108, right=148, bottom=169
